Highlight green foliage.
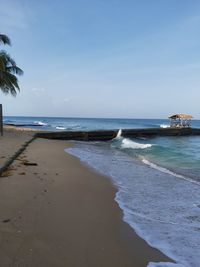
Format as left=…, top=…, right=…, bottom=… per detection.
left=0, top=34, right=23, bottom=96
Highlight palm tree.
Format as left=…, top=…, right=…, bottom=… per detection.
left=0, top=33, right=23, bottom=96
left=0, top=33, right=23, bottom=135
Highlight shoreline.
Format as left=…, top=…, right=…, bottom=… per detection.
left=0, top=131, right=173, bottom=266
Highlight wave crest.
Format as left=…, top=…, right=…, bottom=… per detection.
left=56, top=126, right=66, bottom=130
left=121, top=138, right=152, bottom=149
left=160, top=124, right=170, bottom=128
left=141, top=158, right=200, bottom=186
left=34, top=121, right=47, bottom=126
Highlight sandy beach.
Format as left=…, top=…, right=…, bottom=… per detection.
left=0, top=126, right=35, bottom=169
left=0, top=130, right=172, bottom=267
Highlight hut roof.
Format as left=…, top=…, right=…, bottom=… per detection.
left=169, top=114, right=193, bottom=119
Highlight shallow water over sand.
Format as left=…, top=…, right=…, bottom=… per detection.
left=67, top=140, right=200, bottom=267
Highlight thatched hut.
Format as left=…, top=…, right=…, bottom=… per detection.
left=169, top=114, right=193, bottom=128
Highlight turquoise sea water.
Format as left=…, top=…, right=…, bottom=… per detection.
left=5, top=116, right=200, bottom=266
left=112, top=135, right=200, bottom=181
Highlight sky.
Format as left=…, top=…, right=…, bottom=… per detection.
left=0, top=0, right=200, bottom=119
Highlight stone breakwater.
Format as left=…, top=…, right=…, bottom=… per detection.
left=36, top=127, right=200, bottom=141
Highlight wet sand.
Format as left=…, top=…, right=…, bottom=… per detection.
left=0, top=137, right=173, bottom=266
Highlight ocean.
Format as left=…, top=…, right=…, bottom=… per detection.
left=4, top=116, right=200, bottom=267
left=4, top=116, right=173, bottom=131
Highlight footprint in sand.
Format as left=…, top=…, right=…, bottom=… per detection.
left=2, top=219, right=11, bottom=223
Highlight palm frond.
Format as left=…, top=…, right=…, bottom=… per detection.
left=0, top=34, right=11, bottom=46
left=0, top=48, right=23, bottom=96
left=6, top=66, right=23, bottom=76
left=0, top=51, right=16, bottom=66
left=0, top=71, right=20, bottom=96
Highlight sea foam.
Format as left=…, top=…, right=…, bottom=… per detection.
left=56, top=126, right=66, bottom=130
left=121, top=138, right=152, bottom=149
left=113, top=134, right=153, bottom=150
left=66, top=142, right=200, bottom=267
left=160, top=124, right=170, bottom=128
left=34, top=121, right=47, bottom=126
left=141, top=158, right=200, bottom=186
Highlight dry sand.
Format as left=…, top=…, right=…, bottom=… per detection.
left=0, top=137, right=173, bottom=267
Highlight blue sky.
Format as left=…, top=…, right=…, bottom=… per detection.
left=1, top=0, right=200, bottom=118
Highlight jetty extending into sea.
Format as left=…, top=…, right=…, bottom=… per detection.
left=36, top=127, right=200, bottom=141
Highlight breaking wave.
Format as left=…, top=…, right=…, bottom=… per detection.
left=34, top=121, right=47, bottom=126
left=141, top=158, right=200, bottom=186
left=56, top=126, right=66, bottom=130
left=160, top=124, right=170, bottom=128
left=113, top=135, right=153, bottom=150
left=121, top=138, right=152, bottom=149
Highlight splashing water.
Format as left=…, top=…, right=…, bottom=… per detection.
left=116, top=129, right=122, bottom=138
left=160, top=124, right=170, bottom=128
